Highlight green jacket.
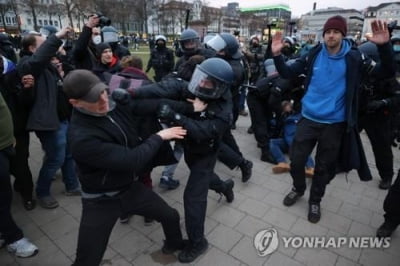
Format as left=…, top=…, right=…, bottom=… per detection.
left=0, top=93, right=14, bottom=150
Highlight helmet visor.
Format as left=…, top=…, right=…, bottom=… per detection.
left=206, top=35, right=227, bottom=52
left=103, top=32, right=118, bottom=43
left=188, top=66, right=229, bottom=99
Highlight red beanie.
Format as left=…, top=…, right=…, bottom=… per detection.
left=323, top=15, right=347, bottom=36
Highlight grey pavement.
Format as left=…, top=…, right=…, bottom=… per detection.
left=1, top=115, right=400, bottom=266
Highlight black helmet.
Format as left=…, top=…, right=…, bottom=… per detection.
left=391, top=34, right=400, bottom=43
left=179, top=29, right=200, bottom=55
left=188, top=58, right=234, bottom=100
left=40, top=25, right=58, bottom=38
left=101, top=26, right=118, bottom=43
left=206, top=33, right=242, bottom=59
left=358, top=41, right=379, bottom=62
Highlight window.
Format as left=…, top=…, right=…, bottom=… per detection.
left=5, top=17, right=11, bottom=25
left=44, top=20, right=48, bottom=25
left=27, top=18, right=32, bottom=25
left=54, top=21, right=58, bottom=27
left=12, top=17, right=16, bottom=24
left=38, top=19, right=43, bottom=26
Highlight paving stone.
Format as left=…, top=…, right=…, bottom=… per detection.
left=335, top=257, right=361, bottom=266
left=294, top=248, right=338, bottom=266
left=266, top=251, right=305, bottom=266
left=262, top=207, right=298, bottom=231
left=109, top=229, right=153, bottom=262
left=196, top=247, right=241, bottom=266
left=317, top=210, right=352, bottom=234
left=210, top=205, right=245, bottom=228
left=208, top=224, right=243, bottom=252
left=238, top=198, right=270, bottom=218
left=338, top=202, right=373, bottom=226
left=235, top=216, right=271, bottom=238
left=229, top=236, right=269, bottom=266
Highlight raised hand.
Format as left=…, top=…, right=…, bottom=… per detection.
left=271, top=32, right=284, bottom=56
left=366, top=20, right=390, bottom=45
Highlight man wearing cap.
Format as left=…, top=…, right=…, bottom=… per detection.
left=271, top=16, right=395, bottom=223
left=63, top=69, right=208, bottom=265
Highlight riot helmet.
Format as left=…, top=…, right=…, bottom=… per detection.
left=155, top=35, right=167, bottom=48
left=101, top=26, right=119, bottom=43
left=206, top=33, right=242, bottom=59
left=358, top=41, right=379, bottom=62
left=391, top=34, right=400, bottom=53
left=179, top=29, right=200, bottom=55
left=40, top=25, right=58, bottom=38
left=188, top=58, right=234, bottom=100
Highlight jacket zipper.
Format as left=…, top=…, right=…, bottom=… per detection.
left=101, top=115, right=129, bottom=185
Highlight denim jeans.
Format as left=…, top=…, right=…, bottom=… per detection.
left=35, top=120, right=79, bottom=198
left=161, top=142, right=184, bottom=178
left=270, top=138, right=314, bottom=168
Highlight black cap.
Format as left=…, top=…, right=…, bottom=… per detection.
left=63, top=70, right=108, bottom=102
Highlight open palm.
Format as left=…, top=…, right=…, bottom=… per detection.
left=367, top=20, right=390, bottom=45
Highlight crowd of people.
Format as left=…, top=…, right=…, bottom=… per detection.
left=0, top=13, right=399, bottom=265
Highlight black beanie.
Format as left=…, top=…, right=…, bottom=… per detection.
left=95, top=42, right=111, bottom=57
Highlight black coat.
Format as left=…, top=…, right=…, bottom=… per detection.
left=68, top=99, right=194, bottom=193
left=72, top=25, right=97, bottom=70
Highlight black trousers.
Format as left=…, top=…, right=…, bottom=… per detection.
left=246, top=91, right=271, bottom=147
left=383, top=170, right=400, bottom=226
left=10, top=132, right=34, bottom=200
left=183, top=149, right=221, bottom=244
left=290, top=118, right=345, bottom=204
left=0, top=145, right=23, bottom=244
left=217, top=130, right=243, bottom=169
left=73, top=182, right=182, bottom=266
left=359, top=114, right=393, bottom=182
left=232, top=94, right=240, bottom=125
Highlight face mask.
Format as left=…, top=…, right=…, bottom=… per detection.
left=394, top=45, right=400, bottom=52
left=157, top=43, right=165, bottom=49
left=281, top=46, right=292, bottom=56
left=92, top=35, right=102, bottom=45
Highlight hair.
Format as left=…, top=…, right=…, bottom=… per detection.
left=120, top=55, right=143, bottom=70
left=21, top=34, right=38, bottom=51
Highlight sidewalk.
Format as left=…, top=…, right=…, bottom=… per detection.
left=1, top=115, right=399, bottom=266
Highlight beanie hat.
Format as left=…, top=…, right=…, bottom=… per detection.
left=63, top=69, right=108, bottom=102
left=323, top=15, right=347, bottom=36
left=95, top=42, right=111, bottom=57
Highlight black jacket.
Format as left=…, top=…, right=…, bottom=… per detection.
left=68, top=99, right=194, bottom=193
left=72, top=25, right=97, bottom=70
left=18, top=35, right=68, bottom=131
left=135, top=81, right=233, bottom=154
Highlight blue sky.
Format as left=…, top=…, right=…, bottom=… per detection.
left=207, top=0, right=390, bottom=17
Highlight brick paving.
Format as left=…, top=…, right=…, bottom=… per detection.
left=1, top=115, right=399, bottom=266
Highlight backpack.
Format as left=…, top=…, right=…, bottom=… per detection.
left=104, top=72, right=150, bottom=95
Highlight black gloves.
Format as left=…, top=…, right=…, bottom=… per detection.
left=366, top=99, right=388, bottom=113
left=157, top=104, right=182, bottom=125
left=111, top=88, right=131, bottom=105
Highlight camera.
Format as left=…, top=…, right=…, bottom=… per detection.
left=94, top=13, right=111, bottom=28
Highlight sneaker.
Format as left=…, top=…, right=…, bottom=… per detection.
left=239, top=110, right=248, bottom=116
left=239, top=159, right=253, bottom=182
left=159, top=177, right=180, bottom=190
left=178, top=238, right=208, bottom=263
left=222, top=179, right=235, bottom=203
left=272, top=162, right=290, bottom=174
left=38, top=196, right=59, bottom=209
left=7, top=238, right=38, bottom=258
left=23, top=199, right=36, bottom=211
left=283, top=191, right=303, bottom=206
left=64, top=187, right=81, bottom=196
left=376, top=221, right=398, bottom=238
left=144, top=217, right=154, bottom=226
left=305, top=167, right=315, bottom=178
left=379, top=180, right=392, bottom=190
left=161, top=239, right=189, bottom=254
left=119, top=214, right=132, bottom=224
left=308, top=203, right=321, bottom=223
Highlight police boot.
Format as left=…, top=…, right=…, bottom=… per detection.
left=261, top=147, right=277, bottom=164
left=221, top=179, right=235, bottom=203
left=239, top=159, right=253, bottom=182
left=178, top=238, right=208, bottom=263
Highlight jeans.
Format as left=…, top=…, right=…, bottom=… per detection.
left=161, top=142, right=184, bottom=178
left=35, top=120, right=79, bottom=198
left=270, top=138, right=314, bottom=168
left=0, top=145, right=24, bottom=244
left=239, top=86, right=247, bottom=111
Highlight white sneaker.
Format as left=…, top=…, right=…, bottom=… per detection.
left=7, top=237, right=39, bottom=258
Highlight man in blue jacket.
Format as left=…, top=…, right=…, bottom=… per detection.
left=271, top=16, right=395, bottom=223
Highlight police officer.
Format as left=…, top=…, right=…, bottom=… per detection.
left=146, top=35, right=174, bottom=82
left=358, top=41, right=400, bottom=189
left=132, top=58, right=235, bottom=262
left=175, top=29, right=215, bottom=70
